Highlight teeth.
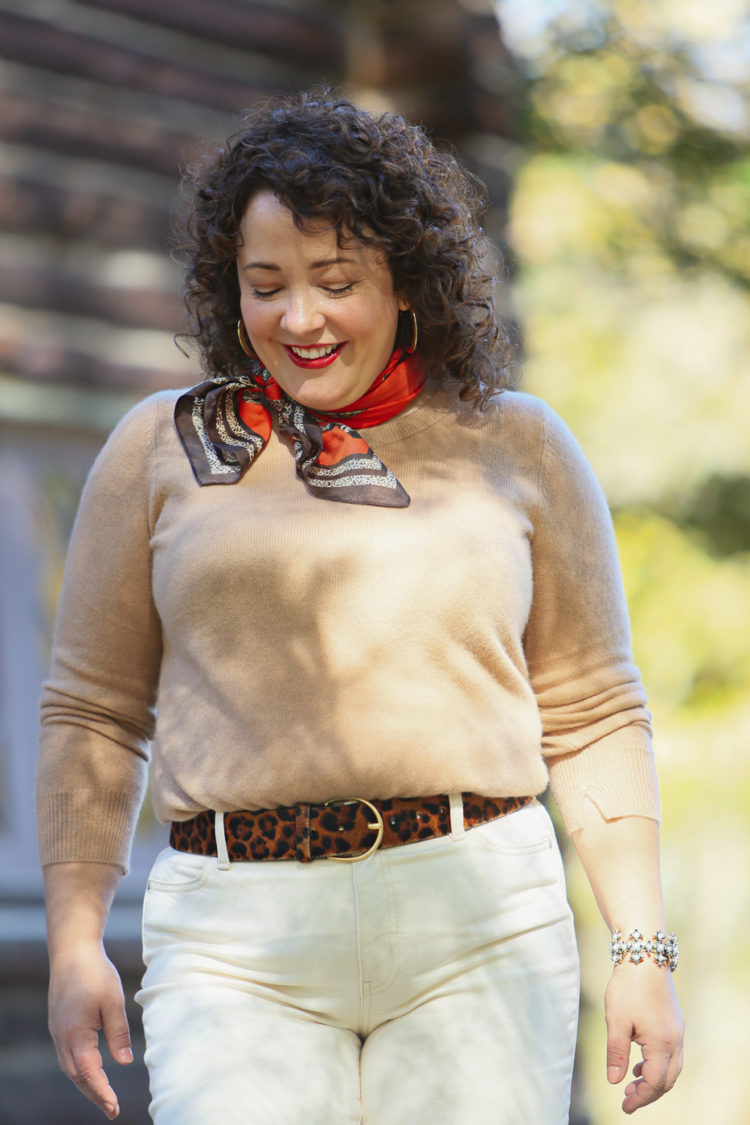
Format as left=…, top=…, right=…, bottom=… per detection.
left=289, top=344, right=338, bottom=359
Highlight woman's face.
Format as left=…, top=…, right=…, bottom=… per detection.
left=237, top=192, right=409, bottom=411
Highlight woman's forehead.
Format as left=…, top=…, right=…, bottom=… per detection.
left=238, top=192, right=382, bottom=264
left=241, top=192, right=333, bottom=236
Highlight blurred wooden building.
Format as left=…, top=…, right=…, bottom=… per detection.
left=0, top=0, right=517, bottom=891
left=0, top=1, right=520, bottom=1118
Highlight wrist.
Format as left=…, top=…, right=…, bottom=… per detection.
left=47, top=931, right=107, bottom=963
left=43, top=861, right=120, bottom=958
left=605, top=895, right=665, bottom=937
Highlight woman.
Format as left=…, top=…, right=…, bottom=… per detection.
left=38, top=90, right=683, bottom=1124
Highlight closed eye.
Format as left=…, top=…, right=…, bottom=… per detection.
left=323, top=283, right=354, bottom=296
left=252, top=283, right=354, bottom=299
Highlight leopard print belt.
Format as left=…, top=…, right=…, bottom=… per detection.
left=170, top=793, right=534, bottom=864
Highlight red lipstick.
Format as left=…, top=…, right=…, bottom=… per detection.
left=283, top=343, right=344, bottom=369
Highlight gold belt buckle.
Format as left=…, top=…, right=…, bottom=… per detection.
left=323, top=797, right=384, bottom=863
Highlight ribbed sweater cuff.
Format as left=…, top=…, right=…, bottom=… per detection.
left=37, top=789, right=143, bottom=874
left=547, top=734, right=661, bottom=835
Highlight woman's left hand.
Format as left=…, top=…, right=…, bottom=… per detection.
left=604, top=959, right=684, bottom=1113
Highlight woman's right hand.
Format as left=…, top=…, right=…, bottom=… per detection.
left=48, top=943, right=133, bottom=1119
left=43, top=861, right=130, bottom=1119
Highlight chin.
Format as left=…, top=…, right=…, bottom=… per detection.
left=294, top=379, right=362, bottom=412
left=299, top=392, right=349, bottom=412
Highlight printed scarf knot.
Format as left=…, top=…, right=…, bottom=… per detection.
left=174, top=349, right=425, bottom=508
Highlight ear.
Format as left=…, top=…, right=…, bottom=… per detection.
left=397, top=295, right=411, bottom=312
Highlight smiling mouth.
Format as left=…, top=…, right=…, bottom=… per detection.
left=284, top=342, right=344, bottom=368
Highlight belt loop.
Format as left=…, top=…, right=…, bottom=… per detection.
left=215, top=811, right=231, bottom=870
left=449, top=793, right=466, bottom=838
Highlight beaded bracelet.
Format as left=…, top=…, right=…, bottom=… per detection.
left=610, top=929, right=679, bottom=972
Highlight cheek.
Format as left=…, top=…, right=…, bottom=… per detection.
left=353, top=298, right=399, bottom=342
left=240, top=300, right=273, bottom=343
left=372, top=301, right=400, bottom=348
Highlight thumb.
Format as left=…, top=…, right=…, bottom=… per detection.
left=102, top=996, right=133, bottom=1066
left=607, top=1027, right=632, bottom=1085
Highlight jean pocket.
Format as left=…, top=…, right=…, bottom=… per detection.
left=145, top=846, right=214, bottom=893
left=473, top=801, right=555, bottom=857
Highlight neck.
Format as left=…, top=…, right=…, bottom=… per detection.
left=311, top=349, right=426, bottom=429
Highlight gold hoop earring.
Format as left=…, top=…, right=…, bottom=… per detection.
left=404, top=309, right=418, bottom=354
left=237, top=318, right=256, bottom=358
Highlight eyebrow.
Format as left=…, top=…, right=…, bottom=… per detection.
left=242, top=256, right=356, bottom=272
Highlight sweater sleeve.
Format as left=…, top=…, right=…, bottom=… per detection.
left=524, top=403, right=661, bottom=834
left=36, top=395, right=164, bottom=873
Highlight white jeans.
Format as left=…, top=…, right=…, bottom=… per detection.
left=136, top=800, right=579, bottom=1124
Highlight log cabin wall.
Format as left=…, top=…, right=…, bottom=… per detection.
left=0, top=0, right=516, bottom=413
left=0, top=0, right=347, bottom=413
left=0, top=6, right=528, bottom=1121
left=0, top=0, right=518, bottom=896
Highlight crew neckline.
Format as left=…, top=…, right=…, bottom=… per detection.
left=361, top=380, right=458, bottom=446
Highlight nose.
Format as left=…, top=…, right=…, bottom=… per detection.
left=281, top=288, right=326, bottom=337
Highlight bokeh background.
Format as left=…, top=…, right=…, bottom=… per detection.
left=1, top=1, right=748, bottom=1121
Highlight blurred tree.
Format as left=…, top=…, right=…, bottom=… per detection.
left=493, top=1, right=750, bottom=1122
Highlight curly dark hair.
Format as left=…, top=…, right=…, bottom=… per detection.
left=176, top=88, right=513, bottom=407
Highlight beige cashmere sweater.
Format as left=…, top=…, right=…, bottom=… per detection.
left=36, top=381, right=660, bottom=873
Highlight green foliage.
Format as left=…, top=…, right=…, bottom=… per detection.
left=497, top=1, right=750, bottom=1120
left=501, top=0, right=750, bottom=282
left=615, top=510, right=750, bottom=717
left=674, top=472, right=750, bottom=557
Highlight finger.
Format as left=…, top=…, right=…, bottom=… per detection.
left=622, top=1051, right=670, bottom=1113
left=664, top=1041, right=684, bottom=1098
left=623, top=1029, right=684, bottom=1113
left=63, top=1034, right=120, bottom=1120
